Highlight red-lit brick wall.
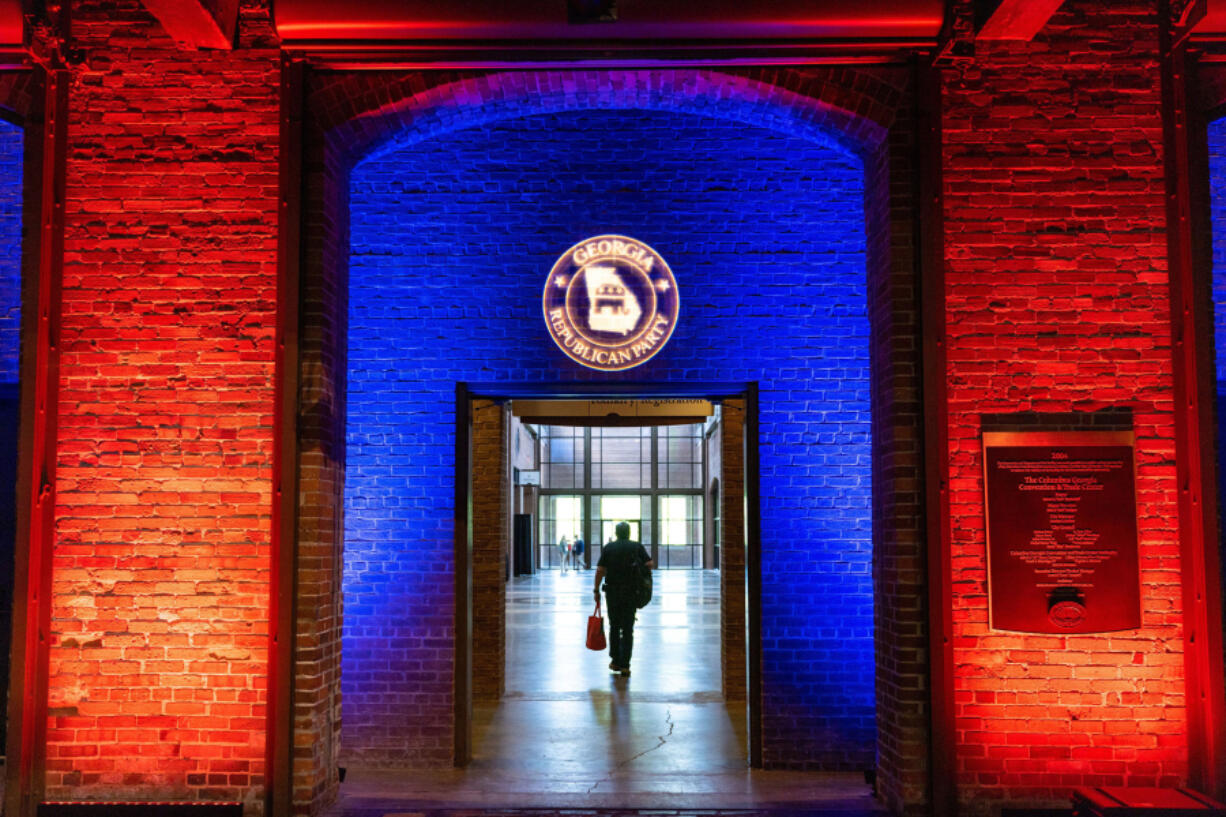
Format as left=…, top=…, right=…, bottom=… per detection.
left=943, top=2, right=1187, bottom=811
left=44, top=0, right=279, bottom=807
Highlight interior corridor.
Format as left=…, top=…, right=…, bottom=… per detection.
left=325, top=571, right=882, bottom=815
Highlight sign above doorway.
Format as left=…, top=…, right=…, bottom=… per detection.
left=543, top=234, right=679, bottom=371
left=512, top=398, right=712, bottom=426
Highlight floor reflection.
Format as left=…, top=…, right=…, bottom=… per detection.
left=326, top=569, right=882, bottom=814
left=478, top=570, right=744, bottom=783
left=505, top=569, right=722, bottom=699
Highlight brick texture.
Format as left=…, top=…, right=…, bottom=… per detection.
left=868, top=75, right=929, bottom=817
left=942, top=1, right=1187, bottom=811
left=1211, top=119, right=1226, bottom=589
left=470, top=401, right=508, bottom=701
left=300, top=66, right=929, bottom=815
left=341, top=99, right=874, bottom=770
left=44, top=0, right=279, bottom=809
left=11, top=3, right=1214, bottom=816
left=0, top=116, right=22, bottom=385
left=720, top=402, right=746, bottom=703
left=22, top=35, right=928, bottom=817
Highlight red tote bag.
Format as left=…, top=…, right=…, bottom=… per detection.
left=586, top=600, right=606, bottom=651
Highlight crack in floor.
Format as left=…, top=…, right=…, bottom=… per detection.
left=587, top=709, right=676, bottom=794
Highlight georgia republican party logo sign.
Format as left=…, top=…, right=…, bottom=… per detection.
left=543, top=235, right=679, bottom=371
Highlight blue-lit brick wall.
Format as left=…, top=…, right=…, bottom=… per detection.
left=0, top=118, right=20, bottom=385
left=0, top=115, right=19, bottom=760
left=344, top=107, right=873, bottom=768
left=1210, top=118, right=1226, bottom=620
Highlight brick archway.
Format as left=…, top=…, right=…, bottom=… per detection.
left=286, top=66, right=930, bottom=817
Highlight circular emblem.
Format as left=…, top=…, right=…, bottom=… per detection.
left=1049, top=600, right=1086, bottom=629
left=543, top=235, right=679, bottom=371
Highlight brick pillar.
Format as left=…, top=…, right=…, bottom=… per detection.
left=472, top=400, right=509, bottom=701
left=47, top=1, right=280, bottom=809
left=721, top=400, right=747, bottom=702
left=943, top=1, right=1187, bottom=810
left=870, top=70, right=931, bottom=817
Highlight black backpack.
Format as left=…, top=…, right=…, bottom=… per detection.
left=634, top=556, right=653, bottom=609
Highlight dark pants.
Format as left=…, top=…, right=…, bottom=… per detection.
left=605, top=591, right=638, bottom=669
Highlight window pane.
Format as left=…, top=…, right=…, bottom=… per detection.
left=598, top=495, right=644, bottom=545
left=541, top=426, right=585, bottom=490
left=547, top=435, right=577, bottom=463
left=659, top=494, right=702, bottom=568
left=601, top=495, right=640, bottom=518
left=531, top=420, right=707, bottom=570
left=546, top=464, right=578, bottom=489
left=599, top=462, right=642, bottom=489
left=656, top=423, right=703, bottom=492
left=539, top=494, right=582, bottom=569
left=664, top=463, right=699, bottom=489
left=639, top=495, right=653, bottom=545
left=666, top=436, right=699, bottom=461
left=601, top=436, right=640, bottom=461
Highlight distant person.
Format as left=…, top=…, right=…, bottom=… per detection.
left=593, top=522, right=653, bottom=677
left=558, top=536, right=570, bottom=573
left=572, top=536, right=585, bottom=570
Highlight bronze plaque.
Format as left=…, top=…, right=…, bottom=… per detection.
left=983, top=431, right=1141, bottom=633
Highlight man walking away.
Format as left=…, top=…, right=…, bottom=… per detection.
left=593, top=521, right=653, bottom=676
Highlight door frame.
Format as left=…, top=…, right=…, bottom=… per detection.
left=454, top=380, right=761, bottom=766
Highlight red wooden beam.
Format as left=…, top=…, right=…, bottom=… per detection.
left=273, top=0, right=946, bottom=42
left=0, top=0, right=22, bottom=46
left=918, top=61, right=956, bottom=817
left=140, top=0, right=238, bottom=49
left=266, top=55, right=304, bottom=817
left=976, top=0, right=1064, bottom=41
left=4, top=63, right=68, bottom=817
left=1161, top=9, right=1226, bottom=800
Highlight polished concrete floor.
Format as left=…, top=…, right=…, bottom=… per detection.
left=327, top=569, right=883, bottom=815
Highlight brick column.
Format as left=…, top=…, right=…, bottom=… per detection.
left=943, top=2, right=1187, bottom=809
left=472, top=400, right=508, bottom=701
left=46, top=1, right=280, bottom=808
left=721, top=400, right=747, bottom=703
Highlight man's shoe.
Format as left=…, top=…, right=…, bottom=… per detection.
left=609, top=661, right=621, bottom=672
left=619, top=667, right=631, bottom=677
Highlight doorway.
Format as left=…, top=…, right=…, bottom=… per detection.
left=455, top=384, right=761, bottom=771
left=287, top=64, right=934, bottom=817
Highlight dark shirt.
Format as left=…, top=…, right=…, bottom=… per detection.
left=597, top=538, right=650, bottom=591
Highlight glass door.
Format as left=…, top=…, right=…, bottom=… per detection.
left=592, top=494, right=651, bottom=566
left=659, top=494, right=703, bottom=568
left=538, top=494, right=582, bottom=570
